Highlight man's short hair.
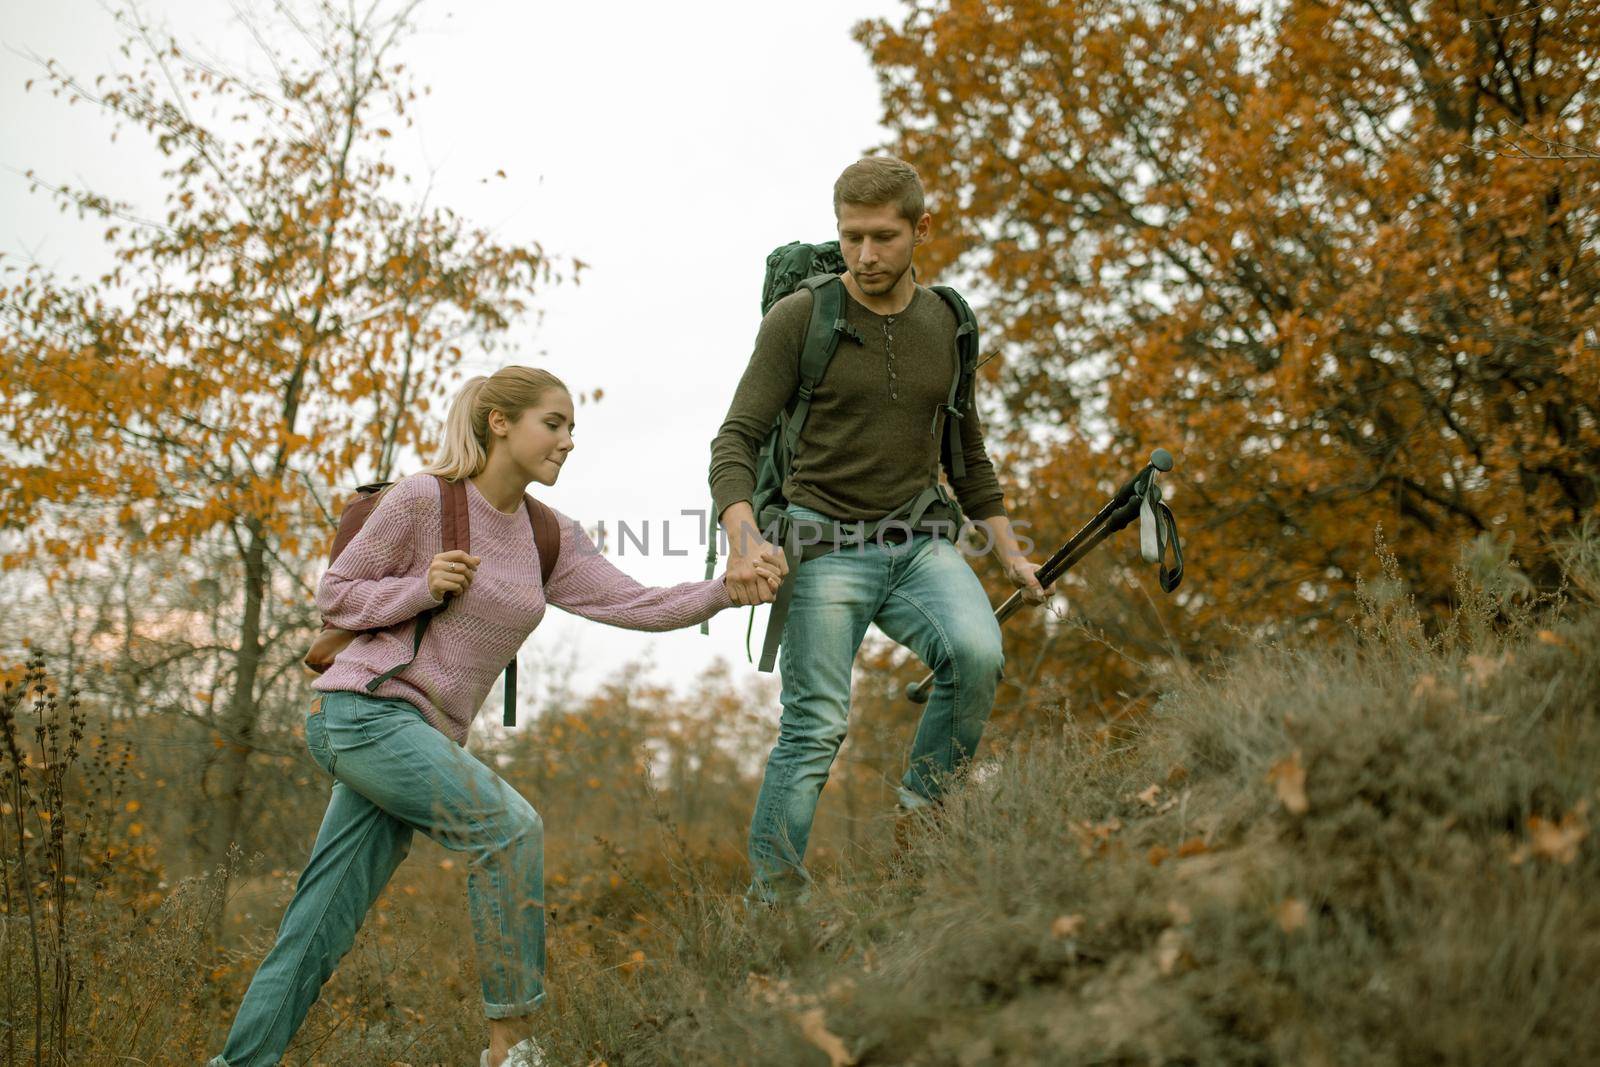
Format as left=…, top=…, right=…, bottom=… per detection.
left=833, top=156, right=926, bottom=226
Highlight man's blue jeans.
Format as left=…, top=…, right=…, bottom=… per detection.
left=209, top=691, right=545, bottom=1067
left=747, top=505, right=1005, bottom=902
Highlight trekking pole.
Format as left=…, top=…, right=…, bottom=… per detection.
left=905, top=448, right=1183, bottom=704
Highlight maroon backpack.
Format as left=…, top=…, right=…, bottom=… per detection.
left=304, top=474, right=561, bottom=727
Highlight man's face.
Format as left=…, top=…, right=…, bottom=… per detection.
left=837, top=200, right=931, bottom=297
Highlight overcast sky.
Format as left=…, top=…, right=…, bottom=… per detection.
left=1, top=0, right=922, bottom=715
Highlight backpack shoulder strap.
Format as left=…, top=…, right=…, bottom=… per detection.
left=436, top=474, right=470, bottom=555
left=785, top=274, right=853, bottom=456
left=523, top=495, right=562, bottom=587
left=929, top=285, right=980, bottom=481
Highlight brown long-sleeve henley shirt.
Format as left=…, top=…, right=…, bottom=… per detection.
left=709, top=282, right=1008, bottom=525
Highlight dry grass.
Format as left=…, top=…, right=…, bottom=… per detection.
left=5, top=540, right=1596, bottom=1065
left=538, top=543, right=1600, bottom=1066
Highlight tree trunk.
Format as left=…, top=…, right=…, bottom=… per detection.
left=202, top=520, right=269, bottom=935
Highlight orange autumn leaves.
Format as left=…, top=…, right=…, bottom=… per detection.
left=1267, top=751, right=1310, bottom=817
left=1513, top=803, right=1590, bottom=867
left=859, top=0, right=1600, bottom=706
left=0, top=29, right=556, bottom=572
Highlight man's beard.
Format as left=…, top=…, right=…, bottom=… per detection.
left=854, top=262, right=908, bottom=294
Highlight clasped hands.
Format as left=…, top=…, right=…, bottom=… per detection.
left=722, top=535, right=788, bottom=606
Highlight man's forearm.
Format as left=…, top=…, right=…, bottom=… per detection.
left=982, top=515, right=1030, bottom=562
left=983, top=513, right=1048, bottom=603
left=718, top=500, right=767, bottom=558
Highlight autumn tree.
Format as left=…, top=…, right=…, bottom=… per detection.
left=0, top=1, right=559, bottom=888
left=858, top=0, right=1600, bottom=707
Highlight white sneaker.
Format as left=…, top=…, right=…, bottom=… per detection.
left=480, top=1037, right=548, bottom=1067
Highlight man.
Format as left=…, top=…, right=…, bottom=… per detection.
left=711, top=155, right=1045, bottom=903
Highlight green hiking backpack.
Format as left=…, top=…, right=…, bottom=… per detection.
left=702, top=240, right=983, bottom=670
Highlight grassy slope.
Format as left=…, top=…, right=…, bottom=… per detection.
left=546, top=559, right=1600, bottom=1066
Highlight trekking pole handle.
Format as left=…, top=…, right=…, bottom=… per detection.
left=904, top=448, right=1174, bottom=705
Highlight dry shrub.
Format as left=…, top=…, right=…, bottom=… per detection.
left=541, top=535, right=1600, bottom=1065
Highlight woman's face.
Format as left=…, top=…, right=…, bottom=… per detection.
left=490, top=390, right=575, bottom=486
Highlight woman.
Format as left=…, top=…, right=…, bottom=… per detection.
left=208, top=366, right=775, bottom=1067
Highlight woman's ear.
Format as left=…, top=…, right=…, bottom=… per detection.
left=486, top=409, right=509, bottom=439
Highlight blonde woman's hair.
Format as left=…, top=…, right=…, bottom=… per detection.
left=421, top=366, right=569, bottom=481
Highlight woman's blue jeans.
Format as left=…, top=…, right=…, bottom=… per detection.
left=209, top=691, right=545, bottom=1067
left=747, top=506, right=1005, bottom=903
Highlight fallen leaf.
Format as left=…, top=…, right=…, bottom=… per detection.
left=1465, top=653, right=1511, bottom=687
left=1147, top=845, right=1171, bottom=867
left=1136, top=783, right=1163, bottom=807
left=746, top=972, right=793, bottom=1006
left=1524, top=802, right=1589, bottom=865
left=1536, top=629, right=1568, bottom=648
left=1071, top=817, right=1123, bottom=857
left=1155, top=928, right=1193, bottom=976
left=1177, top=837, right=1209, bottom=858
left=1276, top=897, right=1309, bottom=933
left=797, top=1006, right=857, bottom=1066
left=1266, top=751, right=1309, bottom=815
left=1411, top=672, right=1459, bottom=705
left=1051, top=914, right=1085, bottom=939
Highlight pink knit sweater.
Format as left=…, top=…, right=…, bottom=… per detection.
left=313, top=474, right=733, bottom=744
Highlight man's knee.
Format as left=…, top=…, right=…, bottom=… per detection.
left=775, top=693, right=850, bottom=753
left=776, top=720, right=847, bottom=758
left=946, top=626, right=1004, bottom=684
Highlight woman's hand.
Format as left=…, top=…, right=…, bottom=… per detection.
left=428, top=550, right=481, bottom=601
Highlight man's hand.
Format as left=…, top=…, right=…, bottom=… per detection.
left=720, top=501, right=790, bottom=606
left=978, top=514, right=1047, bottom=607
left=725, top=547, right=786, bottom=606
left=1003, top=553, right=1047, bottom=606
